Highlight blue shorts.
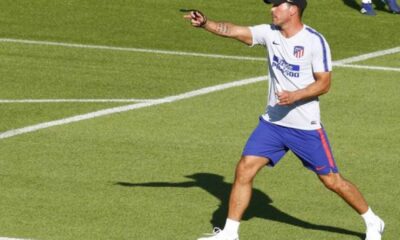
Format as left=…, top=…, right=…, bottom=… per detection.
left=242, top=118, right=339, bottom=175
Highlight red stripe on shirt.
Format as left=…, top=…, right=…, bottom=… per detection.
left=317, top=129, right=335, bottom=168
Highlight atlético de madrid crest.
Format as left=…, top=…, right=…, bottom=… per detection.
left=293, top=46, right=304, bottom=58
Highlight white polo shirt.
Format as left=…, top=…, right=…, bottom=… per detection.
left=250, top=24, right=332, bottom=130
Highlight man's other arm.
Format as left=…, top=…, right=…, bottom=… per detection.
left=277, top=72, right=331, bottom=106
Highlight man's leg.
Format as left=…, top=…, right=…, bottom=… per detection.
left=228, top=155, right=269, bottom=220
left=318, top=173, right=367, bottom=213
left=198, top=155, right=268, bottom=240
left=384, top=0, right=400, bottom=13
left=360, top=0, right=376, bottom=15
left=318, top=173, right=384, bottom=240
left=198, top=119, right=285, bottom=240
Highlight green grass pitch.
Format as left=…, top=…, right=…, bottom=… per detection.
left=0, top=0, right=399, bottom=239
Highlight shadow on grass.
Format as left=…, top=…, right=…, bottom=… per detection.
left=116, top=173, right=364, bottom=239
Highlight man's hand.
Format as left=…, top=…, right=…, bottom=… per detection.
left=277, top=90, right=298, bottom=106
left=182, top=9, right=207, bottom=27
left=276, top=72, right=331, bottom=106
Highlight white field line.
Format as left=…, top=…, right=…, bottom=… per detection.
left=333, top=63, right=400, bottom=72
left=1, top=38, right=399, bottom=66
left=0, top=76, right=267, bottom=140
left=0, top=99, right=158, bottom=103
left=0, top=238, right=31, bottom=240
left=0, top=38, right=265, bottom=62
left=334, top=46, right=400, bottom=65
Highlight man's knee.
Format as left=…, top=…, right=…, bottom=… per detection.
left=319, top=173, right=349, bottom=192
left=235, top=156, right=268, bottom=183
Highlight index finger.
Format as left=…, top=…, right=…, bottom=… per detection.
left=179, top=9, right=198, bottom=13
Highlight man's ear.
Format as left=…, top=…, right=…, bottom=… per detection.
left=289, top=5, right=299, bottom=16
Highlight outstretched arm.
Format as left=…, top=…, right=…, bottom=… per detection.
left=183, top=10, right=253, bottom=45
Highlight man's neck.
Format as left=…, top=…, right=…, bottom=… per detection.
left=280, top=21, right=304, bottom=38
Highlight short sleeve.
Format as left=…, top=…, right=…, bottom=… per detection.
left=311, top=35, right=332, bottom=72
left=249, top=24, right=270, bottom=47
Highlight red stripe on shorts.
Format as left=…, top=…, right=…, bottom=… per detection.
left=317, top=129, right=335, bottom=168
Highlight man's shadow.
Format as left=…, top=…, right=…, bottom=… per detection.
left=116, top=173, right=364, bottom=239
left=342, top=0, right=387, bottom=11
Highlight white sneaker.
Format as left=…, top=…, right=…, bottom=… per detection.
left=197, top=228, right=239, bottom=240
left=365, top=217, right=385, bottom=240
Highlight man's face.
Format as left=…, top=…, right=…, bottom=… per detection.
left=271, top=2, right=295, bottom=26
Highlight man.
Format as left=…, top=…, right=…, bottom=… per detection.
left=183, top=0, right=385, bottom=240
left=361, top=0, right=400, bottom=15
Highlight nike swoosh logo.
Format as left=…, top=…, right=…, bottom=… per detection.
left=273, top=41, right=279, bottom=45
left=316, top=166, right=326, bottom=171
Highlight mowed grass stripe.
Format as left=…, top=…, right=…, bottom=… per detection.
left=0, top=76, right=267, bottom=140
left=1, top=44, right=399, bottom=140
left=0, top=42, right=265, bottom=100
